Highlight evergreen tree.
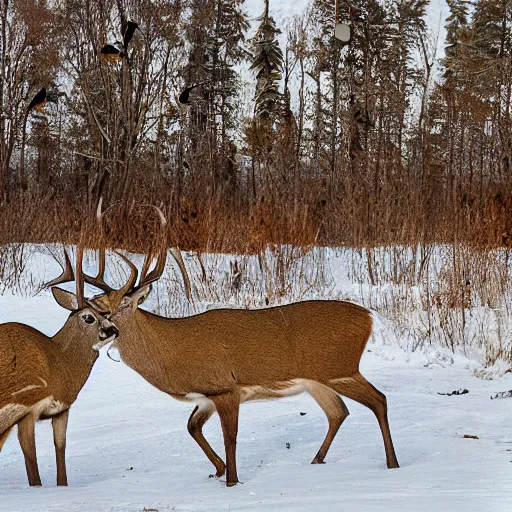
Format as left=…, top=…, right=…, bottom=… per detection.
left=472, top=0, right=512, bottom=58
left=250, top=0, right=284, bottom=121
left=207, top=0, right=249, bottom=149
left=445, top=0, right=471, bottom=47
left=183, top=0, right=248, bottom=151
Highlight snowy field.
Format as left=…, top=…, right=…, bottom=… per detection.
left=1, top=287, right=511, bottom=512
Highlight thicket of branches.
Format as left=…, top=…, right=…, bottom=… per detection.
left=1, top=0, right=512, bottom=254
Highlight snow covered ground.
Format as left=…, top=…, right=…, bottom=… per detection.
left=1, top=290, right=511, bottom=512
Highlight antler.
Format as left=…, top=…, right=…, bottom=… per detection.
left=44, top=249, right=74, bottom=288
left=45, top=247, right=86, bottom=310
left=75, top=245, right=86, bottom=310
left=83, top=198, right=114, bottom=294
left=82, top=201, right=169, bottom=309
left=82, top=200, right=189, bottom=308
left=136, top=206, right=168, bottom=289
left=170, top=247, right=192, bottom=303
left=83, top=246, right=114, bottom=294
left=135, top=204, right=192, bottom=302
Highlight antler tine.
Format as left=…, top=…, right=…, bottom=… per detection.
left=83, top=196, right=114, bottom=294
left=75, top=245, right=86, bottom=310
left=170, top=247, right=192, bottom=303
left=113, top=251, right=139, bottom=296
left=45, top=249, right=75, bottom=288
left=83, top=246, right=114, bottom=294
left=138, top=205, right=168, bottom=287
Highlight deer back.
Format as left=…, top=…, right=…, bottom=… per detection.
left=110, top=300, right=373, bottom=395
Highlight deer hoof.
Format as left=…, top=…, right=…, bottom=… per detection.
left=209, top=465, right=226, bottom=478
left=311, top=457, right=325, bottom=464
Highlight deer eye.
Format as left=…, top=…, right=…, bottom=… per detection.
left=83, top=314, right=96, bottom=325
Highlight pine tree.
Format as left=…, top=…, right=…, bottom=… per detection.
left=183, top=0, right=248, bottom=151
left=207, top=0, right=249, bottom=149
left=445, top=0, right=471, bottom=46
left=472, top=0, right=512, bottom=58
left=250, top=0, right=284, bottom=121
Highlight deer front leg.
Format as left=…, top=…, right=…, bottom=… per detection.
left=210, top=390, right=240, bottom=487
left=52, top=409, right=69, bottom=486
left=17, top=413, right=42, bottom=486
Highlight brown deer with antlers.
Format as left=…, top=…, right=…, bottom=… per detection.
left=76, top=207, right=399, bottom=487
left=0, top=249, right=119, bottom=486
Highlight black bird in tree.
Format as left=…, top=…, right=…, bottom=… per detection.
left=178, top=83, right=206, bottom=105
left=28, top=87, right=47, bottom=112
left=20, top=87, right=47, bottom=189
left=100, top=43, right=123, bottom=63
left=123, top=19, right=139, bottom=49
left=353, top=108, right=375, bottom=127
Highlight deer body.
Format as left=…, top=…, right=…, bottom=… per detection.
left=85, top=205, right=398, bottom=486
left=113, top=300, right=372, bottom=394
left=100, top=296, right=399, bottom=485
left=0, top=253, right=119, bottom=487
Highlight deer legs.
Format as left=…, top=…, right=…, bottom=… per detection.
left=13, top=409, right=70, bottom=487
left=187, top=403, right=226, bottom=477
left=17, top=413, right=42, bottom=486
left=305, top=381, right=350, bottom=464
left=52, top=410, right=69, bottom=486
left=184, top=376, right=397, bottom=487
left=210, top=390, right=241, bottom=486
left=327, top=373, right=399, bottom=469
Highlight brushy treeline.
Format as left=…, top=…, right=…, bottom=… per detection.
left=0, top=0, right=511, bottom=254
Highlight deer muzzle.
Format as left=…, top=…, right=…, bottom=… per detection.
left=99, top=324, right=119, bottom=341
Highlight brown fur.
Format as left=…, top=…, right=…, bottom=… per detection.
left=94, top=294, right=399, bottom=486
left=0, top=302, right=118, bottom=486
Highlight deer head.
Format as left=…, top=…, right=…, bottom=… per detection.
left=47, top=247, right=119, bottom=351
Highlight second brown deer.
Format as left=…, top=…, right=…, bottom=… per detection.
left=0, top=249, right=119, bottom=486
left=77, top=210, right=399, bottom=486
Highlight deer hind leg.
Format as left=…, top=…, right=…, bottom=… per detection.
left=17, top=413, right=42, bottom=486
left=210, top=390, right=241, bottom=487
left=52, top=409, right=69, bottom=486
left=304, top=381, right=350, bottom=464
left=187, top=402, right=226, bottom=478
left=327, top=373, right=399, bottom=469
left=0, top=427, right=14, bottom=452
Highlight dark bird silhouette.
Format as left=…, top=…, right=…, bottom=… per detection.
left=28, top=87, right=46, bottom=112
left=123, top=19, right=139, bottom=49
left=179, top=83, right=206, bottom=105
left=353, top=108, right=375, bottom=127
left=46, top=89, right=66, bottom=104
left=353, top=109, right=364, bottom=123
left=100, top=43, right=123, bottom=63
left=350, top=136, right=364, bottom=160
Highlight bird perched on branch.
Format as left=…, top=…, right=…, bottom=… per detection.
left=353, top=108, right=375, bottom=127
left=28, top=87, right=46, bottom=112
left=123, top=19, right=139, bottom=49
left=178, top=83, right=206, bottom=105
left=100, top=42, right=124, bottom=63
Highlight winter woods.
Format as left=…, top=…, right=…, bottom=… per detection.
left=0, top=0, right=509, bottom=252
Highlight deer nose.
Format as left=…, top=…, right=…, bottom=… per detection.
left=100, top=325, right=119, bottom=340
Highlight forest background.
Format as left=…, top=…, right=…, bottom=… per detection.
left=1, top=0, right=512, bottom=368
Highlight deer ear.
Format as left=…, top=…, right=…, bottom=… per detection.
left=52, top=287, right=78, bottom=311
left=128, top=284, right=152, bottom=309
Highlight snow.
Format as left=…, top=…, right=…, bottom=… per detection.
left=1, top=289, right=511, bottom=511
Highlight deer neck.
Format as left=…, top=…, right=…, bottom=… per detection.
left=111, top=308, right=183, bottom=393
left=50, top=328, right=99, bottom=402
